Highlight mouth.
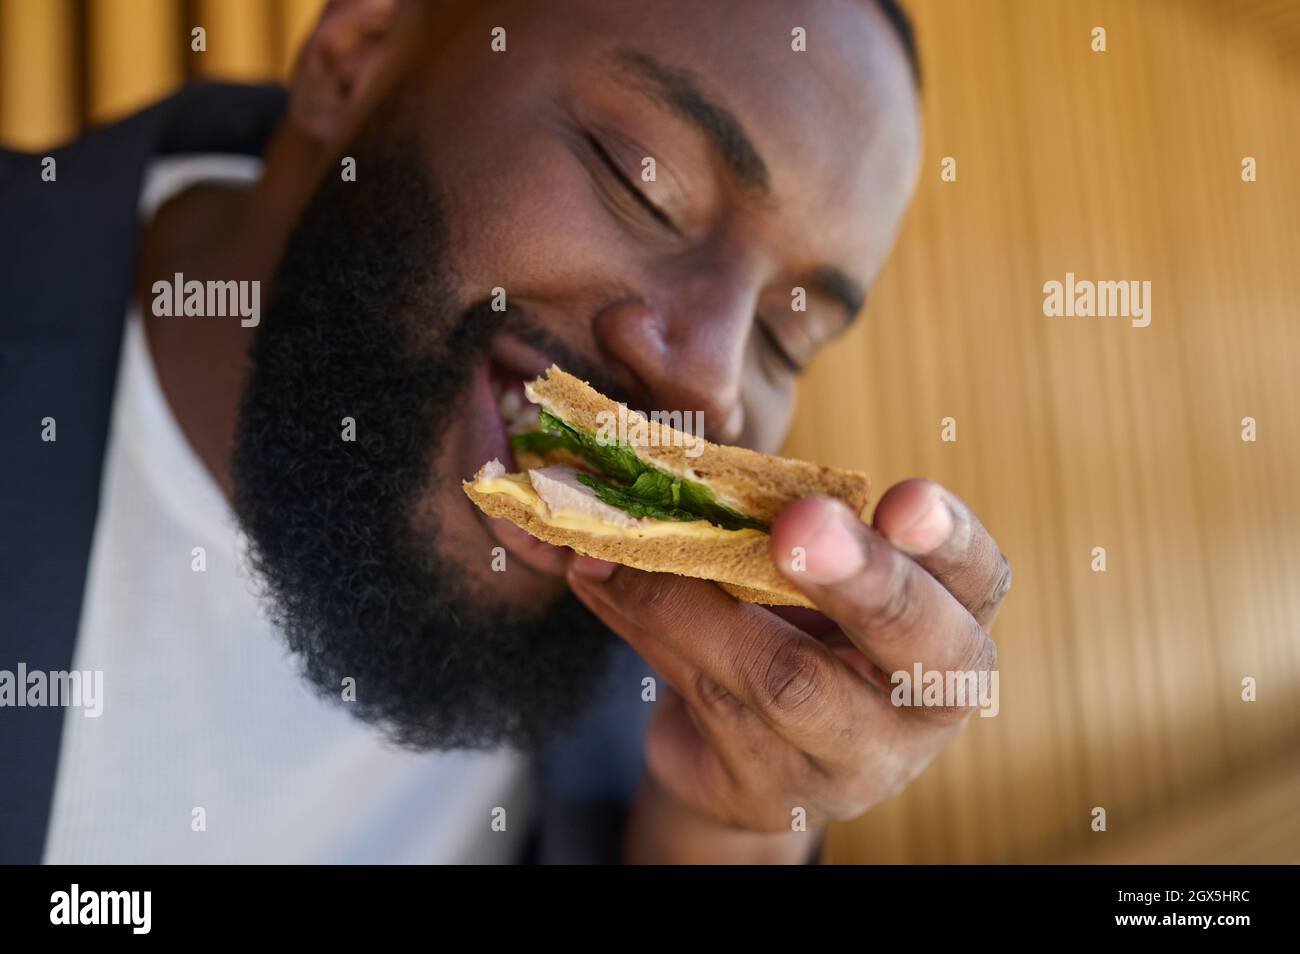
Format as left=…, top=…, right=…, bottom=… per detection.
left=466, top=336, right=571, bottom=577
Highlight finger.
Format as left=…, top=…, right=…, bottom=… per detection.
left=568, top=558, right=809, bottom=769
left=567, top=562, right=876, bottom=761
left=569, top=565, right=839, bottom=804
left=569, top=562, right=873, bottom=794
left=770, top=498, right=997, bottom=711
left=643, top=689, right=730, bottom=805
left=639, top=694, right=822, bottom=834
left=569, top=563, right=695, bottom=694
left=872, top=479, right=1012, bottom=629
left=570, top=557, right=752, bottom=716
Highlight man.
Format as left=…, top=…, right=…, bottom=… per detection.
left=1, top=0, right=1009, bottom=863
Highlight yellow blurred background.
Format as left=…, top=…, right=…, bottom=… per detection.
left=2, top=0, right=1296, bottom=863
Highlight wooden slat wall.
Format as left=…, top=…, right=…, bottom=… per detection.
left=1, top=0, right=1296, bottom=863
left=795, top=0, right=1300, bottom=863
left=0, top=0, right=324, bottom=149
left=0, top=0, right=79, bottom=150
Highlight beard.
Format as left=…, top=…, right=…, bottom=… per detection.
left=231, top=144, right=616, bottom=753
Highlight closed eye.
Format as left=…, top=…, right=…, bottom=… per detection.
left=756, top=320, right=804, bottom=375
left=584, top=132, right=679, bottom=234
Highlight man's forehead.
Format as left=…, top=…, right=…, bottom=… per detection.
left=580, top=0, right=920, bottom=282
left=414, top=0, right=919, bottom=287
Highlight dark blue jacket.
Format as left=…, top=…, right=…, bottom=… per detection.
left=0, top=83, right=649, bottom=864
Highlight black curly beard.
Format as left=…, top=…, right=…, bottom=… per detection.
left=231, top=144, right=615, bottom=753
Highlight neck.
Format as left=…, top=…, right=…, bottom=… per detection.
left=135, top=123, right=333, bottom=501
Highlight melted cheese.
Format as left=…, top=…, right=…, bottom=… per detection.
left=472, top=474, right=764, bottom=541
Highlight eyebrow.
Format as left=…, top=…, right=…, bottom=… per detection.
left=613, top=49, right=866, bottom=323
left=614, top=49, right=770, bottom=195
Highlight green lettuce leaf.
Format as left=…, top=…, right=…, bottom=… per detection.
left=507, top=430, right=571, bottom=456
left=574, top=473, right=700, bottom=522
left=510, top=408, right=767, bottom=532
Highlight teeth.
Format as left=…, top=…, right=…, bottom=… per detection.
left=498, top=385, right=541, bottom=436
left=498, top=389, right=522, bottom=420
left=512, top=405, right=539, bottom=434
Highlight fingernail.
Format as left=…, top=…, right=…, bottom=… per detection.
left=796, top=506, right=866, bottom=585
left=569, top=555, right=616, bottom=583
left=893, top=487, right=953, bottom=555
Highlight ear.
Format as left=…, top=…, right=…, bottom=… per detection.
left=287, top=0, right=409, bottom=146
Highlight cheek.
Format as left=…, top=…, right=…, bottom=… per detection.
left=741, top=369, right=796, bottom=453
left=436, top=137, right=638, bottom=304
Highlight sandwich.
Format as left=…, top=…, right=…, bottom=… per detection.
left=463, top=366, right=871, bottom=607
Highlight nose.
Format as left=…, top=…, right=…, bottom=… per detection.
left=593, top=273, right=755, bottom=444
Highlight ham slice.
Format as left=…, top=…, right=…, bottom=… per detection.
left=527, top=466, right=644, bottom=529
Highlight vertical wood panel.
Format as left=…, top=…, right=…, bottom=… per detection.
left=813, top=0, right=1300, bottom=863
left=191, top=0, right=276, bottom=81
left=0, top=0, right=78, bottom=149
left=85, top=0, right=183, bottom=126
left=279, top=0, right=327, bottom=77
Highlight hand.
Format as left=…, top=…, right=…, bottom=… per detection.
left=566, top=478, right=1010, bottom=864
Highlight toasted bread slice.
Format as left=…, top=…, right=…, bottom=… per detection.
left=464, top=366, right=872, bottom=607
left=525, top=368, right=871, bottom=523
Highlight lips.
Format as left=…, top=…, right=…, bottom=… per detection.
left=466, top=338, right=571, bottom=576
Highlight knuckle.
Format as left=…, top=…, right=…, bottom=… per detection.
left=877, top=756, right=921, bottom=802
left=955, top=630, right=998, bottom=676
left=830, top=748, right=911, bottom=817
left=983, top=633, right=999, bottom=671
left=964, top=549, right=1012, bottom=625
left=758, top=639, right=829, bottom=720
left=859, top=553, right=922, bottom=639
left=605, top=565, right=653, bottom=602
left=693, top=671, right=741, bottom=710
left=990, top=553, right=1013, bottom=603
left=815, top=768, right=876, bottom=821
left=609, top=569, right=690, bottom=626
